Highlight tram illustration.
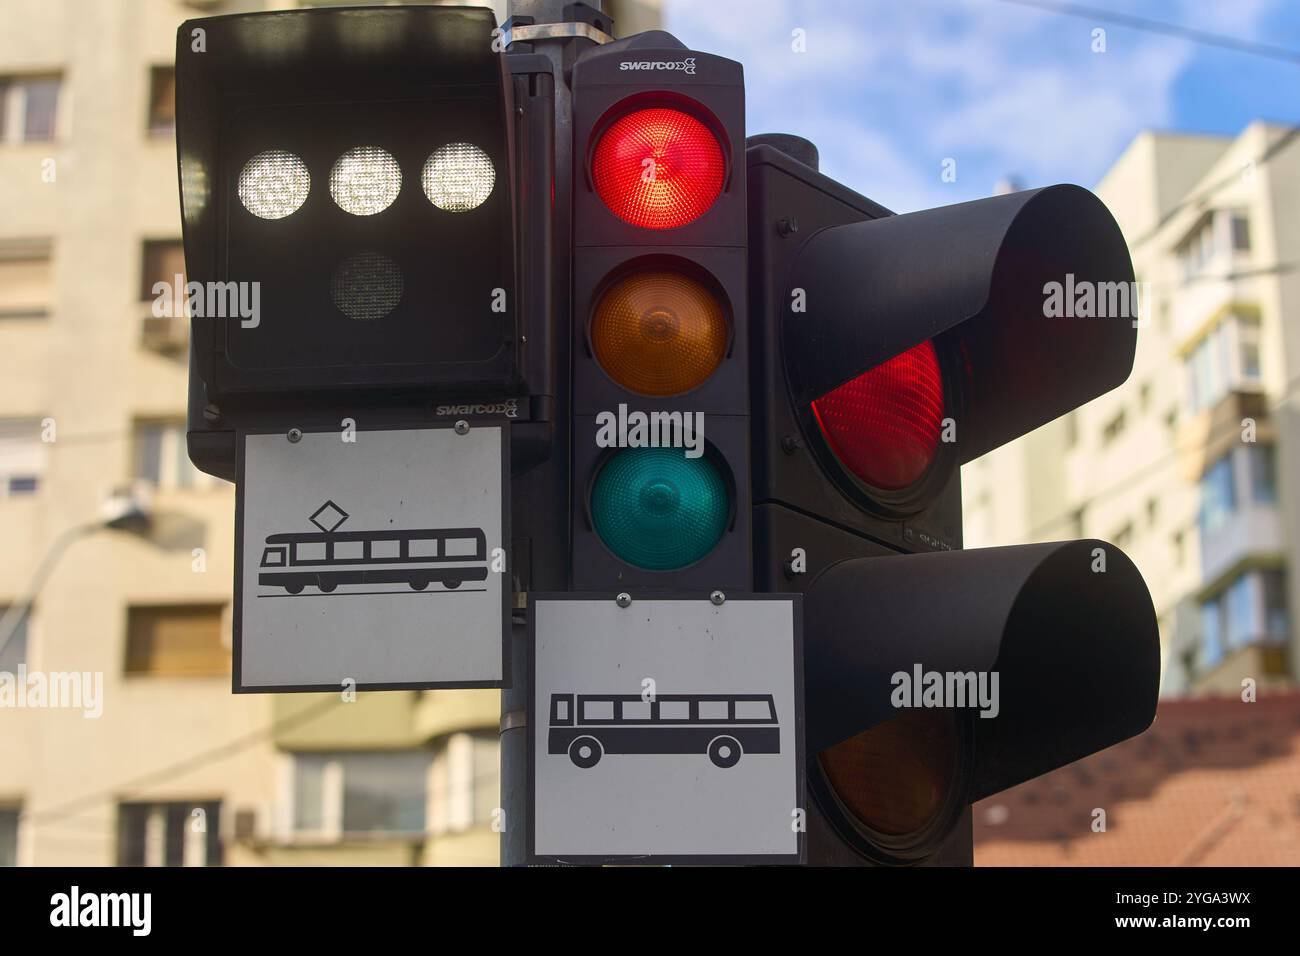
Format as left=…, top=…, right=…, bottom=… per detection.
left=257, top=523, right=489, bottom=594
left=547, top=693, right=780, bottom=769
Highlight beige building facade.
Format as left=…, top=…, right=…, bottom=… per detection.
left=963, top=122, right=1300, bottom=698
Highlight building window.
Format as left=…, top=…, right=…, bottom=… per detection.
left=1200, top=567, right=1291, bottom=670
left=0, top=606, right=29, bottom=673
left=140, top=240, right=185, bottom=302
left=118, top=801, right=222, bottom=866
left=1200, top=598, right=1223, bottom=670
left=1101, top=408, right=1126, bottom=445
left=1230, top=211, right=1251, bottom=252
left=1249, top=444, right=1277, bottom=504
left=1198, top=454, right=1236, bottom=535
left=1224, top=574, right=1253, bottom=651
left=1176, top=209, right=1250, bottom=281
left=292, top=752, right=430, bottom=838
left=132, top=420, right=217, bottom=491
left=1177, top=213, right=1216, bottom=280
left=0, top=74, right=61, bottom=143
left=0, top=239, right=53, bottom=319
left=429, top=731, right=499, bottom=836
left=1187, top=314, right=1261, bottom=413
left=0, top=807, right=17, bottom=866
left=146, top=67, right=175, bottom=136
left=1263, top=569, right=1290, bottom=639
left=0, top=419, right=48, bottom=498
left=124, top=605, right=227, bottom=677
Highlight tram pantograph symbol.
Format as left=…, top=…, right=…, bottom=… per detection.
left=257, top=499, right=489, bottom=596
left=548, top=693, right=780, bottom=769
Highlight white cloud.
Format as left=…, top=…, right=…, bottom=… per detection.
left=664, top=0, right=1291, bottom=211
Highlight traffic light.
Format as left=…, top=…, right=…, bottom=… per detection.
left=568, top=34, right=749, bottom=590
left=175, top=5, right=519, bottom=478
left=747, top=142, right=1160, bottom=864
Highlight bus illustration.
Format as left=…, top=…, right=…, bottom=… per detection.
left=257, top=505, right=489, bottom=595
left=547, top=693, right=779, bottom=769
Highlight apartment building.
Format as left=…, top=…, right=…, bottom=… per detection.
left=963, top=122, right=1300, bottom=698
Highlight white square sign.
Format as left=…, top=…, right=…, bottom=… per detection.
left=234, top=424, right=508, bottom=691
left=529, top=594, right=804, bottom=864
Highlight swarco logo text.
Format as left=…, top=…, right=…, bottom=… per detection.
left=433, top=400, right=519, bottom=419
left=620, top=57, right=696, bottom=75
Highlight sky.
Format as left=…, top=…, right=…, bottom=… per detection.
left=663, top=0, right=1300, bottom=212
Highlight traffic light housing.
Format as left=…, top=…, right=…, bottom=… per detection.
left=569, top=34, right=750, bottom=591
left=747, top=142, right=1160, bottom=864
left=176, top=5, right=519, bottom=478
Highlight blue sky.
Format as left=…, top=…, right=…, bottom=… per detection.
left=664, top=0, right=1300, bottom=211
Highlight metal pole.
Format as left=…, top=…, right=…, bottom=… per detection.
left=499, top=0, right=602, bottom=868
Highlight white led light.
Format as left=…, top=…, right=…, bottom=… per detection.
left=237, top=150, right=310, bottom=220
left=330, top=146, right=401, bottom=216
left=422, top=143, right=495, bottom=212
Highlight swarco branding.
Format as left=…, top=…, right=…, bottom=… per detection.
left=433, top=400, right=519, bottom=419
left=619, top=57, right=696, bottom=74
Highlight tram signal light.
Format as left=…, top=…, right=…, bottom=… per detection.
left=175, top=5, right=517, bottom=477
left=748, top=142, right=1160, bottom=864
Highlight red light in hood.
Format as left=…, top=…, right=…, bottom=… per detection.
left=810, top=339, right=945, bottom=491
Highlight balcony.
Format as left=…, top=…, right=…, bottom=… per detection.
left=1170, top=272, right=1259, bottom=348
left=1191, top=641, right=1290, bottom=696
left=271, top=688, right=498, bottom=750
left=1199, top=503, right=1285, bottom=588
left=1176, top=390, right=1271, bottom=483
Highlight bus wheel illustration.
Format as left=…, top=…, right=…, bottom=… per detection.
left=568, top=736, right=602, bottom=769
left=409, top=578, right=429, bottom=591
left=285, top=583, right=304, bottom=595
left=708, top=735, right=743, bottom=769
left=318, top=581, right=338, bottom=593
left=443, top=578, right=462, bottom=590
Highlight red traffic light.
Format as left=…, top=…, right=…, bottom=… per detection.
left=592, top=106, right=725, bottom=229
left=810, top=339, right=945, bottom=491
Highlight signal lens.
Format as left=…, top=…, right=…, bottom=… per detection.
left=330, top=251, right=403, bottom=322
left=819, top=709, right=958, bottom=838
left=238, top=150, right=309, bottom=220
left=591, top=270, right=727, bottom=396
left=592, top=107, right=725, bottom=230
left=591, top=448, right=727, bottom=570
left=330, top=146, right=401, bottom=216
left=422, top=142, right=495, bottom=212
left=810, top=339, right=944, bottom=491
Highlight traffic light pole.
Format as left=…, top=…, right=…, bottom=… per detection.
left=500, top=0, right=604, bottom=868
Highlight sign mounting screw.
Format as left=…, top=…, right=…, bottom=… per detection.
left=454, top=419, right=471, bottom=435
left=287, top=428, right=303, bottom=444
left=710, top=590, right=726, bottom=606
left=615, top=592, right=632, bottom=608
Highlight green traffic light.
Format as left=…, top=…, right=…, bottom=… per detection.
left=590, top=447, right=728, bottom=571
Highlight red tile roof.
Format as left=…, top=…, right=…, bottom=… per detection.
left=974, top=693, right=1300, bottom=866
